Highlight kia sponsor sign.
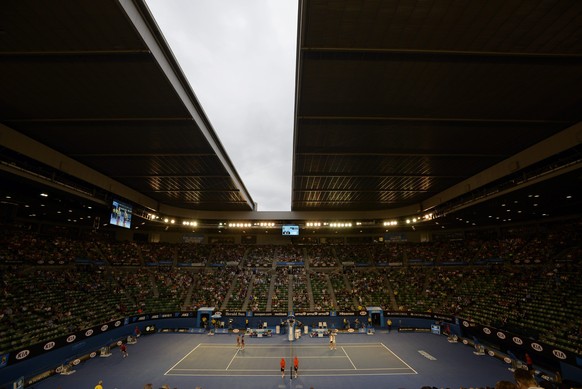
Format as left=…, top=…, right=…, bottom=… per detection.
left=7, top=318, right=125, bottom=366
left=458, top=318, right=575, bottom=365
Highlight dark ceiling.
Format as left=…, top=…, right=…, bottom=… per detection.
left=0, top=0, right=581, bottom=233
left=292, top=0, right=582, bottom=212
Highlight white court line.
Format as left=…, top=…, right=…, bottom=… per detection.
left=341, top=346, right=357, bottom=370
left=196, top=343, right=385, bottom=348
left=165, top=372, right=419, bottom=377
left=175, top=368, right=371, bottom=372
left=164, top=343, right=201, bottom=375
left=330, top=344, right=385, bottom=348
left=173, top=368, right=282, bottom=371
left=231, top=356, right=348, bottom=359
left=172, top=367, right=412, bottom=371
left=225, top=348, right=239, bottom=370
left=301, top=367, right=414, bottom=371
left=380, top=343, right=418, bottom=374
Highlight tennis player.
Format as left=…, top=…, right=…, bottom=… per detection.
left=280, top=357, right=286, bottom=378
left=330, top=330, right=337, bottom=350
left=329, top=331, right=334, bottom=350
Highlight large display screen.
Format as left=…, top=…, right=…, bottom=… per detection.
left=110, top=200, right=132, bottom=229
left=282, top=225, right=299, bottom=236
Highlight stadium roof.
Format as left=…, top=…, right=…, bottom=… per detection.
left=1, top=0, right=581, bottom=232
left=293, top=0, right=582, bottom=212
left=0, top=0, right=255, bottom=215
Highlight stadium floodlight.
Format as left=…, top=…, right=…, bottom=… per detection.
left=329, top=222, right=352, bottom=228
left=228, top=222, right=252, bottom=228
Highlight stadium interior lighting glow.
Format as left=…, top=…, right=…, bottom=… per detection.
left=306, top=222, right=321, bottom=227
left=229, top=222, right=252, bottom=228
left=329, top=222, right=352, bottom=228
left=257, top=222, right=275, bottom=227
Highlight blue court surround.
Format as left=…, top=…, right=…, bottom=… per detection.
left=28, top=331, right=515, bottom=389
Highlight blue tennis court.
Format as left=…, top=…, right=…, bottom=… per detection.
left=165, top=342, right=417, bottom=376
